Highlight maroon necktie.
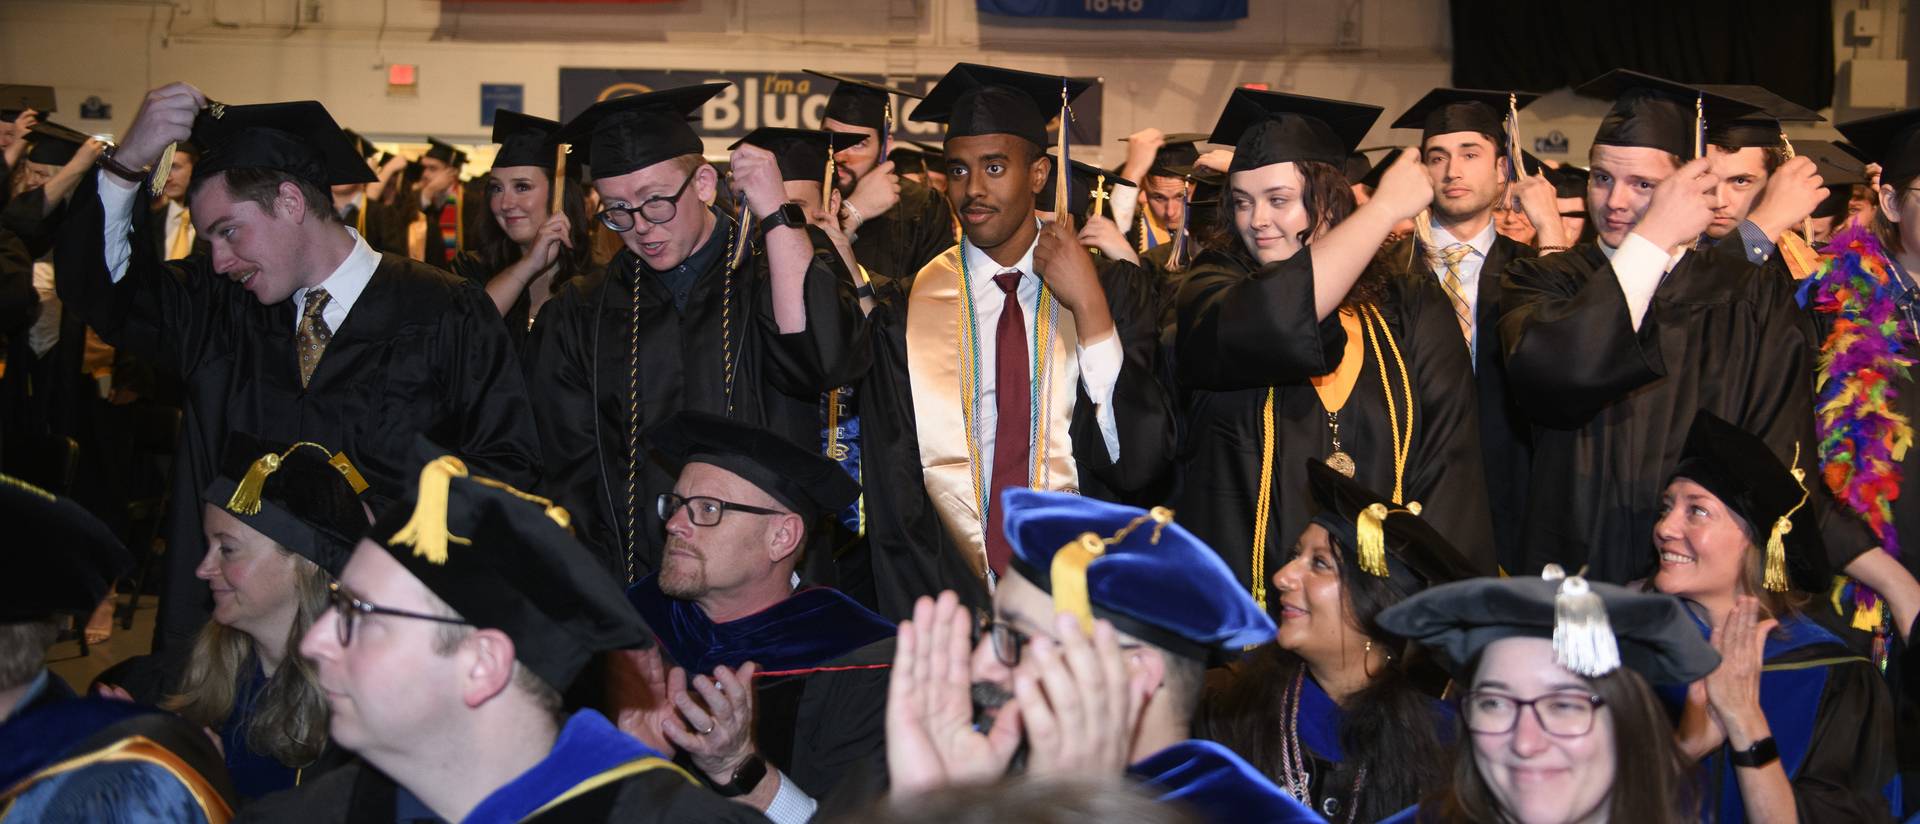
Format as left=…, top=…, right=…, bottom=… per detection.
left=987, top=271, right=1030, bottom=576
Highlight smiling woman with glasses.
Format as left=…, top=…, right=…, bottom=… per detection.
left=1376, top=570, right=1720, bottom=824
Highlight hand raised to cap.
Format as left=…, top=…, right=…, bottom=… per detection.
left=118, top=82, right=207, bottom=173
left=1631, top=156, right=1720, bottom=251
left=726, top=141, right=789, bottom=222
left=1366, top=146, right=1437, bottom=223
left=1746, top=154, right=1828, bottom=242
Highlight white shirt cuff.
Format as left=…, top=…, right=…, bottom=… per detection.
left=1609, top=232, right=1669, bottom=331
left=1109, top=185, right=1139, bottom=236
left=760, top=768, right=817, bottom=824
left=1077, top=330, right=1125, bottom=462
left=98, top=170, right=138, bottom=284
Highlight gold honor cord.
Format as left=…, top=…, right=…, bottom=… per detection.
left=152, top=101, right=227, bottom=198
left=551, top=143, right=570, bottom=217
left=1247, top=302, right=1416, bottom=608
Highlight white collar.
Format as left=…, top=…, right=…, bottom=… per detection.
left=296, top=229, right=380, bottom=311
left=962, top=220, right=1041, bottom=303
left=1599, top=236, right=1689, bottom=272
left=1430, top=219, right=1497, bottom=258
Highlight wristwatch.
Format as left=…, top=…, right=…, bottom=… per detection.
left=1728, top=736, right=1778, bottom=768
left=713, top=755, right=768, bottom=798
left=760, top=201, right=808, bottom=237
left=97, top=149, right=151, bottom=185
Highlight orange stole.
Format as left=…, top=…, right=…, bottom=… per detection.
left=906, top=246, right=1081, bottom=582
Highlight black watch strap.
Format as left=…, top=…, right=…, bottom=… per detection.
left=98, top=150, right=150, bottom=184
left=760, top=202, right=807, bottom=237
left=714, top=756, right=767, bottom=797
left=1728, top=736, right=1778, bottom=768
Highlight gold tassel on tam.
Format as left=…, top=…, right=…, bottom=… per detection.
left=1356, top=503, right=1390, bottom=577
left=1767, top=443, right=1811, bottom=593
left=225, top=453, right=283, bottom=516
left=1052, top=533, right=1107, bottom=636
left=1546, top=565, right=1620, bottom=677
left=387, top=456, right=472, bottom=565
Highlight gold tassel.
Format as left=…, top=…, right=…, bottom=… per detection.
left=1356, top=503, right=1390, bottom=577
left=225, top=453, right=283, bottom=516
left=387, top=455, right=472, bottom=565
left=1051, top=532, right=1107, bottom=636
left=1547, top=565, right=1620, bottom=677
left=1764, top=518, right=1791, bottom=592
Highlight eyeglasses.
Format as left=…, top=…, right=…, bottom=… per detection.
left=325, top=581, right=472, bottom=647
left=656, top=492, right=785, bottom=527
left=973, top=612, right=1140, bottom=668
left=1462, top=689, right=1607, bottom=737
left=596, top=172, right=696, bottom=231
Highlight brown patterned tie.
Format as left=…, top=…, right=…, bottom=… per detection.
left=297, top=288, right=333, bottom=387
left=1436, top=243, right=1474, bottom=345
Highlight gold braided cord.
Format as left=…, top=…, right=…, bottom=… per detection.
left=1362, top=304, right=1415, bottom=503
left=626, top=268, right=640, bottom=584
left=1029, top=285, right=1058, bottom=488
left=1250, top=386, right=1277, bottom=611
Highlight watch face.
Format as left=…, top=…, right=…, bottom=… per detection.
left=778, top=202, right=806, bottom=226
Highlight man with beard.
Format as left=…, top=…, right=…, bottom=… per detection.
left=1382, top=87, right=1540, bottom=572
left=617, top=412, right=893, bottom=821
left=528, top=83, right=868, bottom=586
left=856, top=63, right=1174, bottom=617
left=883, top=490, right=1315, bottom=823
left=808, top=70, right=954, bottom=294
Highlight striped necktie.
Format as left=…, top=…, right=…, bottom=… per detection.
left=1436, top=243, right=1474, bottom=346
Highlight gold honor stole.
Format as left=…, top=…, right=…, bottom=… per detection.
left=907, top=246, right=1081, bottom=582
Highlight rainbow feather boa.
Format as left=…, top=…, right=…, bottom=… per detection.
left=1801, top=224, right=1917, bottom=584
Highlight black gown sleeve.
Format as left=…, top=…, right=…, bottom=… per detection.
left=1394, top=276, right=1499, bottom=574
left=1175, top=248, right=1346, bottom=391
left=0, top=226, right=35, bottom=335
left=1496, top=245, right=1665, bottom=428
left=1787, top=658, right=1898, bottom=823
left=441, top=279, right=542, bottom=489
left=754, top=225, right=872, bottom=397
left=523, top=274, right=621, bottom=575
left=1073, top=257, right=1175, bottom=500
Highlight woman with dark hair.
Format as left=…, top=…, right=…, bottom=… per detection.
left=1653, top=411, right=1898, bottom=822
left=1172, top=88, right=1496, bottom=623
left=97, top=433, right=369, bottom=800
left=451, top=110, right=593, bottom=351
left=1201, top=460, right=1480, bottom=822
left=1376, top=568, right=1721, bottom=824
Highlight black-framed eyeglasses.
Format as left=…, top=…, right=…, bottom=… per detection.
left=656, top=492, right=785, bottom=528
left=596, top=172, right=696, bottom=231
left=325, top=581, right=472, bottom=647
left=974, top=612, right=1140, bottom=668
left=1462, top=689, right=1607, bottom=737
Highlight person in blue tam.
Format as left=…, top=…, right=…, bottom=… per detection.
left=616, top=410, right=892, bottom=821
left=1652, top=410, right=1900, bottom=823
left=242, top=445, right=763, bottom=822
left=1, top=472, right=239, bottom=822
left=884, top=487, right=1319, bottom=823
left=1376, top=567, right=1720, bottom=824
left=1200, top=459, right=1483, bottom=821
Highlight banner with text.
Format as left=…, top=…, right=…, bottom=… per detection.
left=558, top=68, right=1103, bottom=148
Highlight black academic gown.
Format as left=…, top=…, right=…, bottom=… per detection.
left=858, top=251, right=1175, bottom=617
left=852, top=177, right=956, bottom=293
left=1379, top=233, right=1536, bottom=572
left=1499, top=239, right=1870, bottom=584
left=340, top=198, right=412, bottom=260
left=524, top=212, right=870, bottom=583
left=54, top=172, right=543, bottom=669
left=449, top=250, right=583, bottom=357
left=1173, top=245, right=1497, bottom=617
left=628, top=575, right=893, bottom=804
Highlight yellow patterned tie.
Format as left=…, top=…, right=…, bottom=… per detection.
left=1437, top=243, right=1474, bottom=346
left=297, top=289, right=333, bottom=388
left=166, top=207, right=193, bottom=259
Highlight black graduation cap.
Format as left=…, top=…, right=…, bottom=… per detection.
left=202, top=433, right=371, bottom=577
left=371, top=443, right=652, bottom=690
left=1837, top=107, right=1920, bottom=182
left=556, top=83, right=729, bottom=181
left=1391, top=87, right=1540, bottom=145
left=0, top=84, right=54, bottom=119
left=489, top=110, right=567, bottom=170
left=1035, top=154, right=1136, bottom=217
left=1208, top=88, right=1382, bottom=174
left=1549, top=164, right=1590, bottom=199
left=24, top=119, right=88, bottom=166
left=910, top=63, right=1091, bottom=147
left=887, top=143, right=927, bottom=175
left=907, top=139, right=946, bottom=158
left=1575, top=70, right=1761, bottom=159
left=189, top=101, right=378, bottom=188
left=1158, top=162, right=1226, bottom=209
left=1344, top=151, right=1376, bottom=182
left=342, top=129, right=378, bottom=161
left=1796, top=139, right=1869, bottom=220
left=646, top=411, right=861, bottom=521
left=1376, top=567, right=1721, bottom=684
left=1115, top=132, right=1209, bottom=178
left=1666, top=410, right=1826, bottom=594
left=1698, top=84, right=1823, bottom=150
left=422, top=137, right=468, bottom=168
left=728, top=127, right=864, bottom=185
left=1304, top=460, right=1483, bottom=599
left=805, top=70, right=923, bottom=134
left=1358, top=147, right=1404, bottom=189
left=2, top=473, right=131, bottom=622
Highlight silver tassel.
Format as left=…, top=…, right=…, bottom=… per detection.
left=1546, top=565, right=1620, bottom=678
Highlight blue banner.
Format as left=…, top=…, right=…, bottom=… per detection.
left=558, top=68, right=1103, bottom=146
left=978, top=0, right=1246, bottom=21
left=480, top=83, right=524, bottom=127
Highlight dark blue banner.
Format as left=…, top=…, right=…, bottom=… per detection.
left=558, top=68, right=1103, bottom=146
left=977, top=0, right=1245, bottom=21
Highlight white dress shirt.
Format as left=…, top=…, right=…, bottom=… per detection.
left=28, top=261, right=59, bottom=357
left=99, top=170, right=380, bottom=332
left=961, top=228, right=1124, bottom=470
left=1602, top=232, right=1689, bottom=331
left=1428, top=220, right=1497, bottom=321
